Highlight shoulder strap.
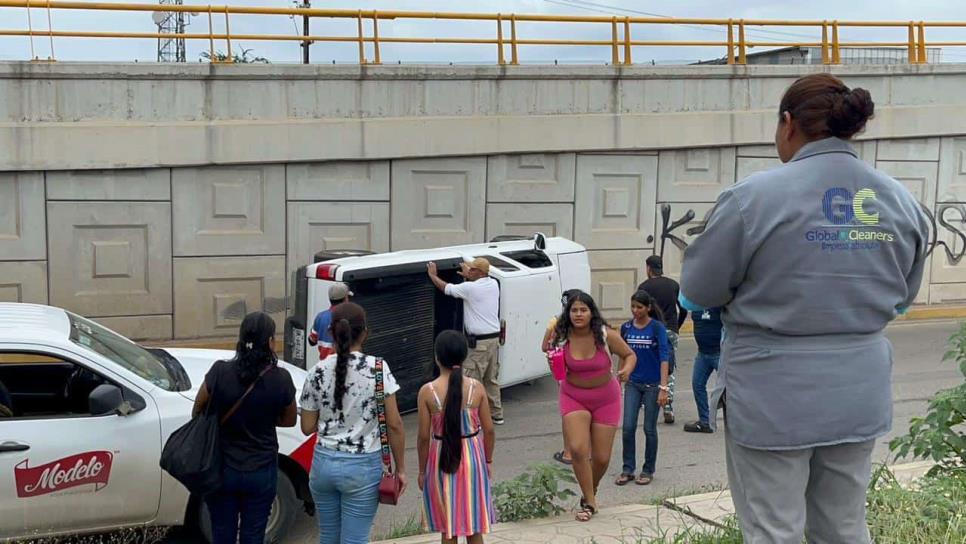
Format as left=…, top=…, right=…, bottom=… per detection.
left=601, top=325, right=612, bottom=358
left=427, top=382, right=443, bottom=411
left=374, top=358, right=393, bottom=472
left=466, top=380, right=476, bottom=408
left=220, top=365, right=272, bottom=426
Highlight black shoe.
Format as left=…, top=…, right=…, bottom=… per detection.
left=663, top=410, right=675, bottom=424
left=493, top=417, right=505, bottom=426
left=683, top=420, right=714, bottom=433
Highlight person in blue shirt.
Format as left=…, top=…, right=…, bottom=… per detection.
left=615, top=290, right=670, bottom=486
left=308, top=282, right=352, bottom=360
left=683, top=307, right=722, bottom=434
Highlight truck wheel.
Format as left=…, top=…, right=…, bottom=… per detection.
left=197, top=468, right=299, bottom=544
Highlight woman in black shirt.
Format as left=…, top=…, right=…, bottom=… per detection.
left=192, top=311, right=298, bottom=544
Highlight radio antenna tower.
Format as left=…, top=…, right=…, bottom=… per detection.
left=153, top=0, right=188, bottom=62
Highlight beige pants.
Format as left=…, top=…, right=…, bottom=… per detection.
left=463, top=337, right=502, bottom=420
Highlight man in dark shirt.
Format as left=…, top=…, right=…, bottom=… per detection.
left=638, top=255, right=688, bottom=424
left=684, top=307, right=723, bottom=433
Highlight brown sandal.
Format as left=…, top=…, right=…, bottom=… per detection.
left=614, top=473, right=633, bottom=486
left=575, top=503, right=597, bottom=522
left=635, top=473, right=653, bottom=485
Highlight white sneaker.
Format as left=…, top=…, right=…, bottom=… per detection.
left=493, top=417, right=505, bottom=425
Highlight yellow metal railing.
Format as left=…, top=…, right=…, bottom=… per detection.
left=1, top=0, right=963, bottom=64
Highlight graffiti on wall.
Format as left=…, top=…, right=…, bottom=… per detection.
left=657, top=203, right=710, bottom=259
left=923, top=202, right=966, bottom=265
left=659, top=201, right=966, bottom=266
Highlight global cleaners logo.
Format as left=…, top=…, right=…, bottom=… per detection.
left=806, top=187, right=896, bottom=251
left=15, top=451, right=113, bottom=498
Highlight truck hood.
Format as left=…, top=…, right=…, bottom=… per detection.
left=159, top=348, right=308, bottom=402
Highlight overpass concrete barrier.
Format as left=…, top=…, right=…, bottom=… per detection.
left=2, top=63, right=965, bottom=341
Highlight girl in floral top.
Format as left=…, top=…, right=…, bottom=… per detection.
left=299, top=302, right=408, bottom=544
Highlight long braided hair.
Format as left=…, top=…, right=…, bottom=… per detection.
left=329, top=302, right=368, bottom=412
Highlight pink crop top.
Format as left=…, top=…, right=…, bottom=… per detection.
left=564, top=343, right=612, bottom=380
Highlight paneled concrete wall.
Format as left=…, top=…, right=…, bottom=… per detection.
left=3, top=63, right=966, bottom=338
left=3, top=136, right=961, bottom=336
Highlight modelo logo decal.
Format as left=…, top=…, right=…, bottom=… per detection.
left=15, top=451, right=113, bottom=498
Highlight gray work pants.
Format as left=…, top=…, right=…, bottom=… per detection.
left=725, top=427, right=874, bottom=544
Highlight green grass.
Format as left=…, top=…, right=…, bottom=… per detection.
left=374, top=513, right=426, bottom=540
left=866, top=465, right=966, bottom=544
left=617, top=466, right=966, bottom=544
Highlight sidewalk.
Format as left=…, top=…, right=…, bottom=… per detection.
left=377, top=461, right=934, bottom=544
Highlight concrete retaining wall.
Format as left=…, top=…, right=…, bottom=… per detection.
left=2, top=63, right=966, bottom=340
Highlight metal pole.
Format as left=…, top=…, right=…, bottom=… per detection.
left=726, top=19, right=734, bottom=65
left=821, top=21, right=829, bottom=65
left=907, top=22, right=917, bottom=64
left=917, top=21, right=927, bottom=64
left=832, top=21, right=841, bottom=64
left=496, top=13, right=505, bottom=65
left=301, top=0, right=309, bottom=64
left=610, top=17, right=618, bottom=65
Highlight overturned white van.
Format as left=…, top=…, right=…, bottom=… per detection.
left=284, top=234, right=590, bottom=412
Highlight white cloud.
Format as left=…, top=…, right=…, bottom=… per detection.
left=2, top=0, right=966, bottom=63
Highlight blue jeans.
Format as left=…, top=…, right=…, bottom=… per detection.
left=692, top=352, right=720, bottom=424
left=621, top=381, right=660, bottom=476
left=665, top=331, right=678, bottom=413
left=309, top=446, right=383, bottom=544
left=206, top=463, right=278, bottom=544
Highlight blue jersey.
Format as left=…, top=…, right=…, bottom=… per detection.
left=311, top=309, right=334, bottom=345
left=620, top=319, right=669, bottom=385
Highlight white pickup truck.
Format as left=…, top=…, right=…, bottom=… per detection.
left=284, top=234, right=592, bottom=412
left=0, top=304, right=314, bottom=543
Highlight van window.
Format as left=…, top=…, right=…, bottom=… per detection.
left=500, top=250, right=553, bottom=269
left=475, top=256, right=519, bottom=272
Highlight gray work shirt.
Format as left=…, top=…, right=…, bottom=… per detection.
left=680, top=137, right=930, bottom=450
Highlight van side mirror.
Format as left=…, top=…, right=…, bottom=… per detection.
left=89, top=384, right=132, bottom=416
left=534, top=232, right=547, bottom=251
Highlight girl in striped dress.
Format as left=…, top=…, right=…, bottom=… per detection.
left=417, top=331, right=497, bottom=543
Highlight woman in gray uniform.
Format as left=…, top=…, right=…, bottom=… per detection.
left=679, top=73, right=930, bottom=543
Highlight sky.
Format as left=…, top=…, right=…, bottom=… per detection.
left=3, top=0, right=966, bottom=64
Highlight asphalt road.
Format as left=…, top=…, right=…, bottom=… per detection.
left=169, top=319, right=964, bottom=543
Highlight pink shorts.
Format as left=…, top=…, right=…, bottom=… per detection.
left=559, top=378, right=621, bottom=426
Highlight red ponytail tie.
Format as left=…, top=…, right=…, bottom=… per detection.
left=452, top=365, right=461, bottom=369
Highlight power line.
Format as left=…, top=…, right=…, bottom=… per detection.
left=542, top=0, right=817, bottom=42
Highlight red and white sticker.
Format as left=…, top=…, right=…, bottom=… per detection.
left=15, top=451, right=113, bottom=498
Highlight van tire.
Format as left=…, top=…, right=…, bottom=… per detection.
left=197, top=468, right=299, bottom=544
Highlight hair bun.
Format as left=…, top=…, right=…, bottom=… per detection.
left=827, top=87, right=875, bottom=139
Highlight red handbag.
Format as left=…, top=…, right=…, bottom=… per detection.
left=374, top=358, right=402, bottom=505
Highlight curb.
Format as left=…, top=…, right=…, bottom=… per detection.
left=898, top=305, right=966, bottom=322
left=672, top=304, right=964, bottom=335
left=371, top=461, right=936, bottom=544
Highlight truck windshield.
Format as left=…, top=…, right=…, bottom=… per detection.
left=67, top=313, right=187, bottom=391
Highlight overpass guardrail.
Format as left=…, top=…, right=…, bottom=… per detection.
left=1, top=0, right=965, bottom=65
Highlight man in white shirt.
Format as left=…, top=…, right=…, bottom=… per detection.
left=427, top=257, right=504, bottom=425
